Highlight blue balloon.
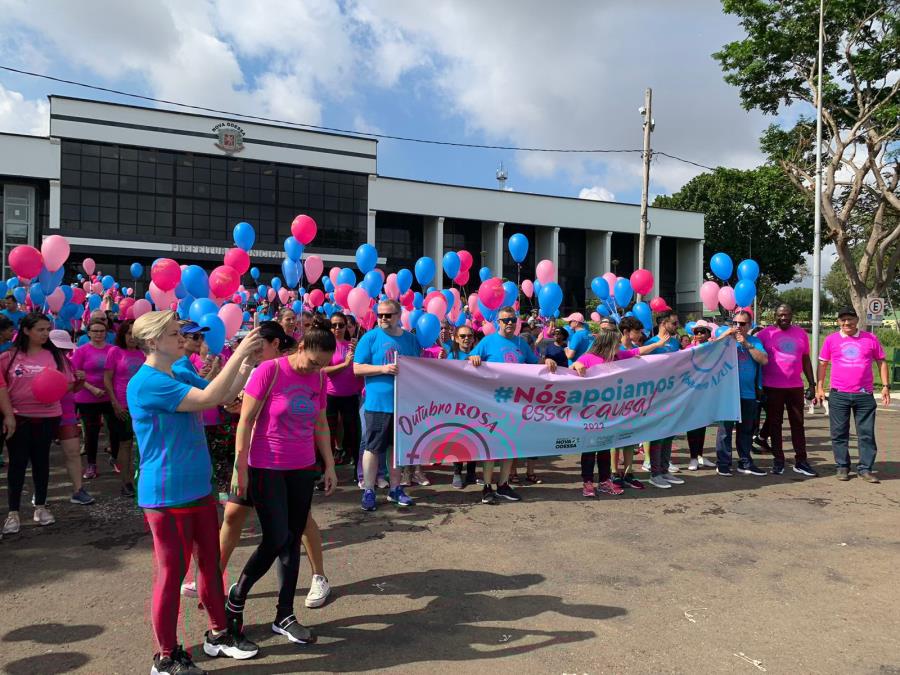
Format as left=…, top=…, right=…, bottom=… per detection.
left=501, top=280, right=518, bottom=307
left=441, top=289, right=455, bottom=313
left=174, top=282, right=188, bottom=299
left=537, top=282, right=563, bottom=316
left=76, top=274, right=83, bottom=282
left=737, top=259, right=760, bottom=282
left=363, top=270, right=382, bottom=298
left=199, top=313, right=225, bottom=355
left=533, top=280, right=542, bottom=299
left=30, top=285, right=46, bottom=306
left=415, top=312, right=441, bottom=348
left=591, top=276, right=610, bottom=300
left=414, top=257, right=435, bottom=286
left=242, top=311, right=251, bottom=323
left=715, top=325, right=730, bottom=339
left=710, top=252, right=733, bottom=281
left=597, top=304, right=610, bottom=317
left=6, top=278, right=18, bottom=289
left=61, top=286, right=73, bottom=304
left=322, top=277, right=334, bottom=293
left=478, top=266, right=492, bottom=283
left=282, top=259, right=300, bottom=289
left=182, top=265, right=210, bottom=299
left=337, top=268, right=356, bottom=287
left=144, top=291, right=153, bottom=302
left=233, top=221, right=256, bottom=251
left=12, top=287, right=26, bottom=304
left=176, top=295, right=194, bottom=318
left=284, top=236, right=304, bottom=262
left=413, top=292, right=423, bottom=310
left=87, top=293, right=101, bottom=310
left=478, top=299, right=498, bottom=322
left=101, top=274, right=115, bottom=291
left=61, top=302, right=81, bottom=320
left=397, top=268, right=413, bottom=294
left=355, top=244, right=378, bottom=273
left=613, top=278, right=633, bottom=307
left=409, top=309, right=424, bottom=330
left=298, top=287, right=306, bottom=297
left=189, top=298, right=218, bottom=323
left=130, top=262, right=143, bottom=279
left=685, top=321, right=697, bottom=335
left=442, top=251, right=461, bottom=279
left=734, top=279, right=757, bottom=307
left=454, top=312, right=467, bottom=327
left=508, top=233, right=529, bottom=264
left=291, top=300, right=304, bottom=314
left=39, top=266, right=64, bottom=295
left=271, top=277, right=282, bottom=292
left=257, top=284, right=268, bottom=299
left=250, top=267, right=260, bottom=281
left=632, top=301, right=652, bottom=331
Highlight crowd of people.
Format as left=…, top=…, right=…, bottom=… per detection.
left=0, top=292, right=891, bottom=675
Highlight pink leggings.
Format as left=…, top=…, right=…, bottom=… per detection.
left=144, top=496, right=227, bottom=657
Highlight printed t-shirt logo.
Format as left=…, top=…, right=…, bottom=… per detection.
left=290, top=395, right=314, bottom=414
left=502, top=348, right=520, bottom=363
left=776, top=337, right=797, bottom=354
left=382, top=343, right=399, bottom=366
left=841, top=343, right=862, bottom=362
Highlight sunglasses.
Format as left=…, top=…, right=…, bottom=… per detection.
left=377, top=312, right=396, bottom=319
left=732, top=321, right=748, bottom=326
left=498, top=317, right=517, bottom=325
left=693, top=328, right=711, bottom=335
left=186, top=333, right=204, bottom=340
left=458, top=334, right=475, bottom=339
left=331, top=323, right=346, bottom=329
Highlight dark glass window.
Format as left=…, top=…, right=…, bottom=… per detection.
left=376, top=212, right=423, bottom=274
left=611, top=233, right=635, bottom=278
left=558, top=228, right=586, bottom=313
left=443, top=219, right=482, bottom=260
left=502, top=224, right=536, bottom=282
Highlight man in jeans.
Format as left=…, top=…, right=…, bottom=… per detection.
left=816, top=306, right=890, bottom=483
left=757, top=304, right=819, bottom=477
left=716, top=310, right=769, bottom=477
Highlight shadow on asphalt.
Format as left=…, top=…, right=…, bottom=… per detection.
left=206, top=569, right=624, bottom=673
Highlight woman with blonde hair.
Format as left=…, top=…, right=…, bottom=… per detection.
left=127, top=310, right=262, bottom=675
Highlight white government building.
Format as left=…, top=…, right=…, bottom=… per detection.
left=0, top=96, right=704, bottom=312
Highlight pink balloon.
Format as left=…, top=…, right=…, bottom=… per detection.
left=521, top=279, right=534, bottom=298
left=602, top=272, right=618, bottom=290
left=384, top=273, right=400, bottom=300
left=467, top=293, right=480, bottom=315
left=150, top=258, right=181, bottom=292
left=649, top=297, right=670, bottom=312
left=223, top=248, right=250, bottom=275
left=308, top=289, right=325, bottom=307
left=304, top=255, right=324, bottom=285
left=718, top=285, right=737, bottom=311
left=535, top=259, right=556, bottom=285
left=457, top=250, right=473, bottom=271
left=400, top=289, right=415, bottom=310
left=591, top=311, right=601, bottom=322
left=41, top=235, right=70, bottom=273
left=210, top=265, right=240, bottom=299
left=126, top=288, right=134, bottom=296
left=334, top=283, right=352, bottom=309
left=92, top=282, right=103, bottom=295
left=453, top=269, right=470, bottom=286
left=132, top=298, right=152, bottom=318
left=630, top=268, right=654, bottom=296
left=82, top=281, right=91, bottom=293
left=400, top=308, right=411, bottom=330
left=482, top=322, right=495, bottom=335
left=347, top=287, right=370, bottom=317
left=82, top=257, right=96, bottom=276
left=478, top=278, right=506, bottom=310
left=278, top=287, right=290, bottom=304
left=148, top=281, right=175, bottom=310
left=291, top=214, right=318, bottom=245
left=448, top=287, right=461, bottom=310
left=32, top=368, right=68, bottom=403
left=360, top=310, right=376, bottom=331
left=426, top=295, right=447, bottom=318
left=71, top=288, right=86, bottom=305
left=329, top=267, right=341, bottom=287
left=119, top=297, right=135, bottom=315
left=700, top=281, right=721, bottom=311
left=8, top=245, right=43, bottom=279
left=46, top=287, right=65, bottom=313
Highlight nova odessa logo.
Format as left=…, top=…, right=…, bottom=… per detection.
left=555, top=437, right=579, bottom=450
left=213, top=122, right=245, bottom=154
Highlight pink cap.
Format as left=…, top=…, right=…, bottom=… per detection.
left=49, top=329, right=76, bottom=350
left=563, top=312, right=585, bottom=324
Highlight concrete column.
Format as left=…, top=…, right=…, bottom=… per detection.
left=585, top=230, right=612, bottom=294
left=367, top=209, right=376, bottom=246
left=482, top=221, right=504, bottom=274
left=676, top=238, right=704, bottom=311
left=648, top=235, right=661, bottom=296
left=48, top=179, right=60, bottom=230
left=424, top=216, right=445, bottom=289
left=535, top=226, right=559, bottom=268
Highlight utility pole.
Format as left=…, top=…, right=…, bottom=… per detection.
left=638, top=88, right=654, bottom=288
left=811, top=0, right=824, bottom=358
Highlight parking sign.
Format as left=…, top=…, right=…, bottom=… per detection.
left=866, top=297, right=885, bottom=326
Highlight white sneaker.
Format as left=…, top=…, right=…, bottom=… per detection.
left=357, top=479, right=365, bottom=490
left=399, top=468, right=411, bottom=487
left=697, top=456, right=714, bottom=468
left=662, top=473, right=685, bottom=485
left=412, top=469, right=431, bottom=486
left=181, top=581, right=198, bottom=598
left=377, top=476, right=389, bottom=489
left=668, top=463, right=681, bottom=473
left=649, top=476, right=671, bottom=489
left=641, top=460, right=652, bottom=472
left=688, top=458, right=700, bottom=471
left=3, top=512, right=21, bottom=534
left=305, top=574, right=331, bottom=608
left=33, top=506, right=55, bottom=526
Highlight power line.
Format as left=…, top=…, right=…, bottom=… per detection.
left=654, top=151, right=716, bottom=172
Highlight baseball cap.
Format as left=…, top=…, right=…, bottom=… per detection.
left=49, top=329, right=76, bottom=350
left=837, top=306, right=858, bottom=318
left=693, top=319, right=713, bottom=333
left=179, top=321, right=209, bottom=335
left=257, top=321, right=297, bottom=352
left=563, top=312, right=585, bottom=323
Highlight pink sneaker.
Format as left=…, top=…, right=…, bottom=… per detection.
left=596, top=479, right=625, bottom=496
left=82, top=464, right=98, bottom=479
left=582, top=481, right=596, bottom=498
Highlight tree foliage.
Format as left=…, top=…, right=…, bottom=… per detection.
left=654, top=165, right=814, bottom=285
left=778, top=286, right=835, bottom=316
left=715, top=0, right=900, bottom=324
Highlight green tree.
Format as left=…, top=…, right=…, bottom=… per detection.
left=778, top=286, right=834, bottom=316
left=653, top=165, right=814, bottom=285
left=715, top=0, right=900, bottom=326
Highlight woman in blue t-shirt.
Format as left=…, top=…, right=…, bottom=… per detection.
left=446, top=325, right=479, bottom=487
left=127, top=311, right=263, bottom=675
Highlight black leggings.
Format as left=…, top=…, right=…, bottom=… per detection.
left=326, top=394, right=360, bottom=465
left=6, top=416, right=60, bottom=511
left=77, top=401, right=118, bottom=463
left=234, top=468, right=315, bottom=619
left=686, top=427, right=707, bottom=458
left=581, top=450, right=612, bottom=483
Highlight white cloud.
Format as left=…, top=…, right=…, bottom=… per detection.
left=579, top=185, right=616, bottom=202
left=0, top=84, right=48, bottom=135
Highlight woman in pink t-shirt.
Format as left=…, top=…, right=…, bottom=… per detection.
left=1, top=313, right=75, bottom=535
left=103, top=320, right=145, bottom=498
left=72, top=319, right=116, bottom=479
left=227, top=327, right=337, bottom=647
left=321, top=312, right=362, bottom=467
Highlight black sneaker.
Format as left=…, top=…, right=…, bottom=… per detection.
left=716, top=467, right=733, bottom=477
left=151, top=647, right=207, bottom=675
left=272, top=614, right=317, bottom=644
left=225, top=584, right=245, bottom=634
left=737, top=464, right=767, bottom=476
left=496, top=482, right=522, bottom=502
left=753, top=435, right=771, bottom=453
left=121, top=483, right=135, bottom=498
left=203, top=629, right=259, bottom=660
left=793, top=462, right=818, bottom=477
left=481, top=486, right=499, bottom=505
left=771, top=464, right=785, bottom=475
left=465, top=470, right=477, bottom=486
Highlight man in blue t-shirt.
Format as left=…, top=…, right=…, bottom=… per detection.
left=354, top=299, right=422, bottom=511
left=1, top=295, right=25, bottom=329
left=469, top=306, right=559, bottom=504
left=715, top=310, right=769, bottom=477
left=563, top=312, right=594, bottom=364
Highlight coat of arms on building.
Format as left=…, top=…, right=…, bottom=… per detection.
left=212, top=122, right=246, bottom=154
